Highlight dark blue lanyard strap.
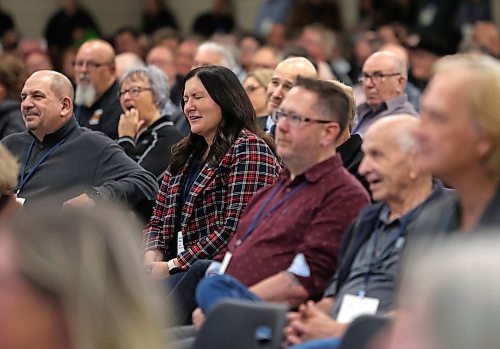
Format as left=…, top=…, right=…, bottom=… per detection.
left=359, top=209, right=418, bottom=297
left=17, top=132, right=73, bottom=194
left=75, top=106, right=82, bottom=122
left=233, top=180, right=308, bottom=248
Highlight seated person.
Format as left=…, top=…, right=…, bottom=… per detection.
left=283, top=116, right=445, bottom=348
left=194, top=116, right=445, bottom=349
left=0, top=144, right=20, bottom=220
left=1, top=70, right=158, bottom=217
left=167, top=77, right=370, bottom=328
left=117, top=66, right=183, bottom=182
left=0, top=203, right=168, bottom=349
left=144, top=66, right=280, bottom=274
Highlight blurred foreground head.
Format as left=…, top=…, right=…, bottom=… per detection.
left=0, top=204, right=168, bottom=349
left=0, top=144, right=19, bottom=221
left=392, top=233, right=500, bottom=349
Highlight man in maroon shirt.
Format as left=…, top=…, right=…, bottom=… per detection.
left=168, top=77, right=369, bottom=329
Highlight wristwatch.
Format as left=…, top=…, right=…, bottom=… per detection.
left=167, top=259, right=181, bottom=274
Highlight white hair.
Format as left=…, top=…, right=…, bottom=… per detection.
left=197, top=41, right=236, bottom=71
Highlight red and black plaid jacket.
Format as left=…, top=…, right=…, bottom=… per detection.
left=144, top=129, right=280, bottom=269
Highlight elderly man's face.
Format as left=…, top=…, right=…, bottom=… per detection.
left=266, top=66, right=297, bottom=111
left=20, top=73, right=68, bottom=139
left=359, top=121, right=416, bottom=203
left=74, top=44, right=115, bottom=99
left=414, top=71, right=491, bottom=183
left=361, top=54, right=404, bottom=108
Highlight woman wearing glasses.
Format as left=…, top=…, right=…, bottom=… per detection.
left=117, top=66, right=183, bottom=183
left=242, top=68, right=273, bottom=131
left=144, top=65, right=280, bottom=277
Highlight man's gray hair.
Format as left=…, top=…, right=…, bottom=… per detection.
left=197, top=41, right=236, bottom=71
left=120, top=65, right=170, bottom=111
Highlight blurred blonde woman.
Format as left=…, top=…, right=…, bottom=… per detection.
left=0, top=144, right=19, bottom=220
left=0, top=204, right=169, bottom=349
left=391, top=234, right=500, bottom=349
left=242, top=68, right=273, bottom=130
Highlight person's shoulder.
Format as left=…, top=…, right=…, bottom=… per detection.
left=1, top=130, right=30, bottom=149
left=390, top=95, right=418, bottom=115
left=77, top=127, right=116, bottom=147
left=330, top=161, right=369, bottom=195
left=410, top=189, right=457, bottom=235
left=153, top=119, right=183, bottom=137
left=232, top=129, right=272, bottom=150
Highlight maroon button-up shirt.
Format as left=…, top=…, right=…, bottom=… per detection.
left=220, top=154, right=370, bottom=298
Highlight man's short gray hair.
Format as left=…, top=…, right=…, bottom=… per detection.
left=197, top=41, right=236, bottom=71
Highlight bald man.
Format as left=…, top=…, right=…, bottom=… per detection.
left=353, top=51, right=417, bottom=136
left=265, top=56, right=317, bottom=133
left=74, top=39, right=122, bottom=139
left=378, top=43, right=422, bottom=112
left=285, top=115, right=444, bottom=347
left=1, top=70, right=158, bottom=218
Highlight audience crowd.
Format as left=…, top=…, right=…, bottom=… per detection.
left=1, top=1, right=500, bottom=349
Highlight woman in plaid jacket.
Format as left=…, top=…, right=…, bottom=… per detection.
left=144, top=66, right=280, bottom=276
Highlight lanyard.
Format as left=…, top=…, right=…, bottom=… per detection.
left=358, top=208, right=418, bottom=298
left=17, top=131, right=73, bottom=194
left=439, top=204, right=458, bottom=233
left=233, top=180, right=308, bottom=249
left=75, top=106, right=82, bottom=122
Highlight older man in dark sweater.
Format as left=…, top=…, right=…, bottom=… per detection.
left=2, top=70, right=158, bottom=217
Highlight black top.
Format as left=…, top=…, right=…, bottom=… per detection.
left=337, top=134, right=369, bottom=193
left=142, top=7, right=179, bottom=34
left=75, top=80, right=122, bottom=140
left=117, top=116, right=183, bottom=182
left=192, top=12, right=235, bottom=37
left=44, top=7, right=101, bottom=50
left=0, top=9, right=14, bottom=37
left=0, top=100, right=24, bottom=140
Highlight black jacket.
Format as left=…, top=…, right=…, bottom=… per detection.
left=333, top=181, right=445, bottom=294
left=117, top=116, right=183, bottom=183
left=0, top=100, right=24, bottom=140
left=75, top=80, right=122, bottom=139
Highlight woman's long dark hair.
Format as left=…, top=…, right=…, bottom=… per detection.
left=170, top=65, right=275, bottom=174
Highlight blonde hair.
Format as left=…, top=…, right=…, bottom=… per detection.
left=245, top=68, right=274, bottom=89
left=401, top=233, right=500, bottom=349
left=0, top=144, right=18, bottom=193
left=8, top=204, right=168, bottom=349
left=326, top=80, right=356, bottom=129
left=434, top=54, right=500, bottom=180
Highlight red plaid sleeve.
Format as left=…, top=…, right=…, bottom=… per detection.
left=143, top=171, right=172, bottom=252
left=177, top=134, right=280, bottom=268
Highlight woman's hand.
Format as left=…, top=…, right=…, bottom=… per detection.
left=118, top=108, right=144, bottom=138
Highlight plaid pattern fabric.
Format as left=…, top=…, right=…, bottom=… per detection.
left=144, top=129, right=280, bottom=269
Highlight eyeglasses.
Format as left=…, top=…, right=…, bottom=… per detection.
left=358, top=72, right=401, bottom=84
left=271, top=109, right=332, bottom=127
left=73, top=60, right=113, bottom=71
left=244, top=85, right=263, bottom=93
left=118, top=87, right=152, bottom=98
